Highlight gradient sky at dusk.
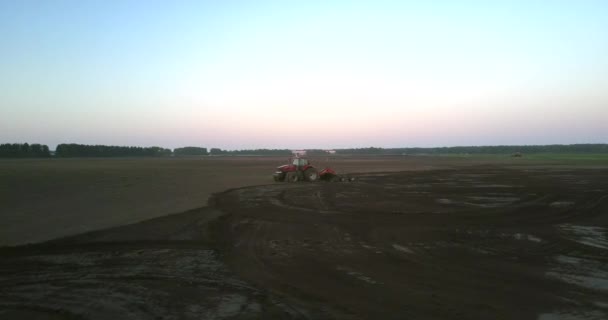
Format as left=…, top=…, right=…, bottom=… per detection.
left=1, top=0, right=607, bottom=149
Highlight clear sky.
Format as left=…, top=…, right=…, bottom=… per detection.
left=1, top=0, right=607, bottom=149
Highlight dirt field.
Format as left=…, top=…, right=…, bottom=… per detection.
left=216, top=167, right=608, bottom=319
left=1, top=158, right=607, bottom=319
left=1, top=155, right=504, bottom=246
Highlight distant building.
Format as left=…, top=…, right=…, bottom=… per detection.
left=325, top=150, right=336, bottom=154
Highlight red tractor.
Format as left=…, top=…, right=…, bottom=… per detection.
left=273, top=157, right=339, bottom=182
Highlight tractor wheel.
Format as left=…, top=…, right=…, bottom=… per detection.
left=304, top=168, right=319, bottom=182
left=285, top=172, right=298, bottom=183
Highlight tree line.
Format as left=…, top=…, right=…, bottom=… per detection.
left=176, top=145, right=608, bottom=156
left=0, top=143, right=294, bottom=158
left=208, top=148, right=292, bottom=156
left=336, top=144, right=608, bottom=155
left=2, top=143, right=607, bottom=158
left=55, top=144, right=172, bottom=157
left=174, top=147, right=208, bottom=156
left=0, top=143, right=51, bottom=158
left=174, top=147, right=292, bottom=156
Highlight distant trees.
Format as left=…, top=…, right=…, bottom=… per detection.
left=209, top=148, right=225, bottom=155
left=3, top=143, right=606, bottom=159
left=335, top=144, right=608, bottom=155
left=208, top=148, right=292, bottom=156
left=55, top=144, right=172, bottom=157
left=0, top=143, right=51, bottom=158
left=226, top=149, right=292, bottom=156
left=174, top=147, right=208, bottom=156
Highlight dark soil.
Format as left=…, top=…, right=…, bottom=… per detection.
left=2, top=166, right=608, bottom=319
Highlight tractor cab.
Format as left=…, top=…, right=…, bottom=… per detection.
left=292, top=158, right=309, bottom=167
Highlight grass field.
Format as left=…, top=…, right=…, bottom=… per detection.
left=1, top=154, right=605, bottom=246
left=514, top=153, right=608, bottom=162
left=441, top=152, right=608, bottom=162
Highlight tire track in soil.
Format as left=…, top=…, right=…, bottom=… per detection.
left=214, top=167, right=608, bottom=320
left=1, top=166, right=608, bottom=319
left=0, top=207, right=310, bottom=320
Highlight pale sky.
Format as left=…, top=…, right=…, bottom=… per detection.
left=1, top=0, right=607, bottom=149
